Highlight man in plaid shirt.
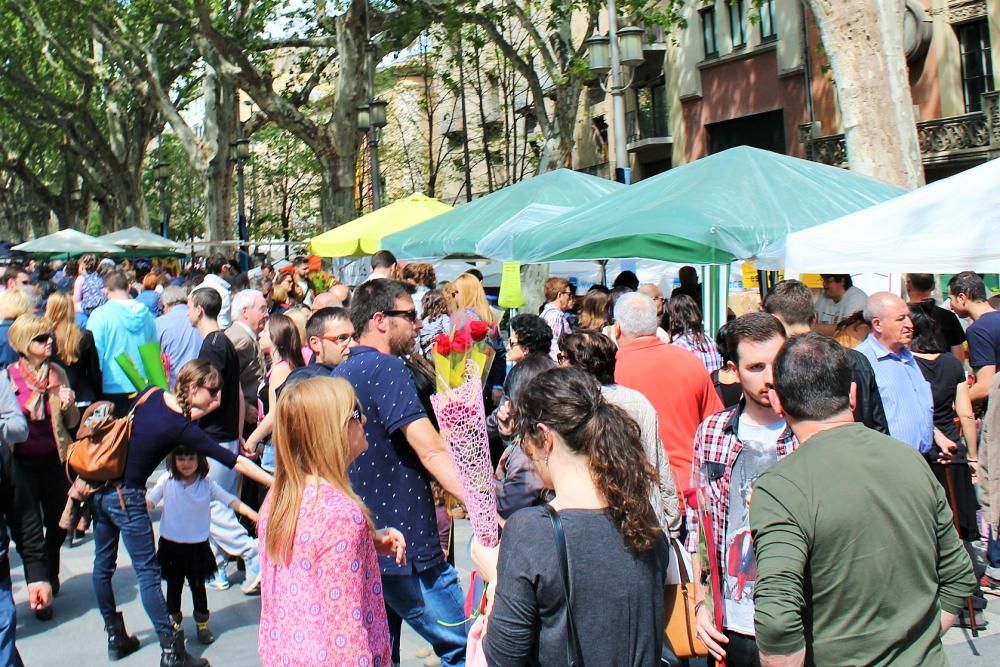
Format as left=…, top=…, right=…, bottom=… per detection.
left=686, top=313, right=799, bottom=666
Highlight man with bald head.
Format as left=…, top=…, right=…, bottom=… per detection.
left=855, top=292, right=934, bottom=453
left=310, top=290, right=342, bottom=312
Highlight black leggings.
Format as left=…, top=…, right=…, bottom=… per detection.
left=165, top=574, right=208, bottom=615
left=12, top=452, right=69, bottom=583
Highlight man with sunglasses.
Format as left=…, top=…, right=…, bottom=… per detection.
left=333, top=279, right=468, bottom=666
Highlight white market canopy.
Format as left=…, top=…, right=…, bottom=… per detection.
left=12, top=229, right=124, bottom=257
left=759, top=158, right=1000, bottom=274
left=99, top=226, right=182, bottom=254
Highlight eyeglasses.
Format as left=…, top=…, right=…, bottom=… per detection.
left=200, top=384, right=222, bottom=397
left=31, top=334, right=52, bottom=344
left=382, top=309, right=419, bottom=323
left=315, top=333, right=353, bottom=345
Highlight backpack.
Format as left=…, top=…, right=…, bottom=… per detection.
left=80, top=273, right=107, bottom=314
left=66, top=388, right=159, bottom=482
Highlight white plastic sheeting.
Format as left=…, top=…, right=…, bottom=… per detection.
left=759, top=158, right=1000, bottom=274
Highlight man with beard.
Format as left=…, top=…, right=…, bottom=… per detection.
left=856, top=292, right=934, bottom=453
left=332, top=279, right=468, bottom=666
left=686, top=312, right=795, bottom=667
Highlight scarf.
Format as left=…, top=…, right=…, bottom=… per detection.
left=13, top=359, right=57, bottom=422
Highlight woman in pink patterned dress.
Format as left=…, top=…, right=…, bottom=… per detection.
left=257, top=376, right=406, bottom=666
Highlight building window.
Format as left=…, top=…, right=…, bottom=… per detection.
left=701, top=6, right=718, bottom=59
left=759, top=0, right=776, bottom=42
left=957, top=19, right=995, bottom=113
left=729, top=0, right=746, bottom=49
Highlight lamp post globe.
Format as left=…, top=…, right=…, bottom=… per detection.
left=584, top=32, right=611, bottom=76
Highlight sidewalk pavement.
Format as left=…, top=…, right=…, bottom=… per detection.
left=11, top=515, right=1000, bottom=665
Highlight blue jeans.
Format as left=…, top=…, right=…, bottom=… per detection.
left=381, top=562, right=468, bottom=667
left=987, top=526, right=1000, bottom=579
left=0, top=575, right=22, bottom=667
left=91, top=487, right=172, bottom=636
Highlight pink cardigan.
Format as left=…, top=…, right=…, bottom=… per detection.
left=257, top=482, right=391, bottom=666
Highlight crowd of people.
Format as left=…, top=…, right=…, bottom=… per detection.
left=0, top=251, right=994, bottom=667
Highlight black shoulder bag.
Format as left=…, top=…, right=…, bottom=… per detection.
left=544, top=504, right=586, bottom=667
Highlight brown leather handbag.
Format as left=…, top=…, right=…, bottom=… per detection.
left=663, top=539, right=708, bottom=658
left=67, top=388, right=158, bottom=482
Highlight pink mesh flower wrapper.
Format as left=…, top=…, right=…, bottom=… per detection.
left=431, top=360, right=499, bottom=547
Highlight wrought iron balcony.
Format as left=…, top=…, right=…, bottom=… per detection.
left=799, top=91, right=1000, bottom=168
left=626, top=106, right=670, bottom=144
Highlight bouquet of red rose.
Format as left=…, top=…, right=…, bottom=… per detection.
left=432, top=322, right=496, bottom=393
left=430, top=322, right=500, bottom=548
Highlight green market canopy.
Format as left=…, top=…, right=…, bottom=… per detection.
left=380, top=169, right=625, bottom=260
left=12, top=229, right=124, bottom=258
left=99, top=227, right=183, bottom=257
left=486, top=146, right=907, bottom=265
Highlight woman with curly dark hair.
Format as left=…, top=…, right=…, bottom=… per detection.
left=481, top=367, right=670, bottom=666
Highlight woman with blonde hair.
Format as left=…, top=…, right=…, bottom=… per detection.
left=257, top=376, right=404, bottom=666
left=5, top=314, right=79, bottom=618
left=0, top=289, right=32, bottom=368
left=45, top=291, right=102, bottom=407
left=447, top=272, right=496, bottom=326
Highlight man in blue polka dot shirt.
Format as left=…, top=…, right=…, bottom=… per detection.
left=334, top=279, right=468, bottom=666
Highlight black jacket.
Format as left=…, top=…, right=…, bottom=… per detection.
left=846, top=347, right=890, bottom=435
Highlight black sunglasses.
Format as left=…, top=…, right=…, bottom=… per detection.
left=31, top=334, right=52, bottom=344
left=201, top=384, right=222, bottom=397
left=382, top=309, right=418, bottom=323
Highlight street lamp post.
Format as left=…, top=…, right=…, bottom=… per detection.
left=154, top=161, right=170, bottom=238
left=234, top=136, right=250, bottom=273
left=585, top=4, right=645, bottom=184
left=366, top=40, right=388, bottom=210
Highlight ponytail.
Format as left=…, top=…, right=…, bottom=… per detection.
left=513, top=367, right=661, bottom=552
left=579, top=401, right=660, bottom=552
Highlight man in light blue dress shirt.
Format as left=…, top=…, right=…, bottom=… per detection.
left=855, top=292, right=934, bottom=452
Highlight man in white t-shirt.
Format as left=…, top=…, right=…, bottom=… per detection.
left=813, top=273, right=867, bottom=336
left=687, top=313, right=799, bottom=666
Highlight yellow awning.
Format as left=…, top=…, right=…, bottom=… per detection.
left=309, top=193, right=453, bottom=258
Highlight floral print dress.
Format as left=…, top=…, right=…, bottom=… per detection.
left=258, top=482, right=391, bottom=666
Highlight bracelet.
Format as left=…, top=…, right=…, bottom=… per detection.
left=968, top=459, right=978, bottom=463
left=694, top=600, right=706, bottom=615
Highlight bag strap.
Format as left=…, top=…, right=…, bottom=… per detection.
left=127, top=386, right=160, bottom=418
left=669, top=539, right=692, bottom=585
left=544, top=504, right=585, bottom=667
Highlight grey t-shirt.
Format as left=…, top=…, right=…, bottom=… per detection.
left=484, top=506, right=669, bottom=667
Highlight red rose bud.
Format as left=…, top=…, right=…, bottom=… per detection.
left=452, top=329, right=473, bottom=354
left=469, top=320, right=488, bottom=342
left=435, top=333, right=452, bottom=356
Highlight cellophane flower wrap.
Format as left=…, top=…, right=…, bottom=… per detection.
left=431, top=324, right=499, bottom=547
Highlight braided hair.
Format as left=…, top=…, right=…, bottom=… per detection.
left=173, top=359, right=222, bottom=421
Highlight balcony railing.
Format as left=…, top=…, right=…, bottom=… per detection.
left=626, top=106, right=670, bottom=144
left=799, top=91, right=1000, bottom=168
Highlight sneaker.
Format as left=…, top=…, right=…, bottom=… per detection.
left=980, top=574, right=1000, bottom=596
left=207, top=566, right=230, bottom=591
left=240, top=556, right=261, bottom=595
